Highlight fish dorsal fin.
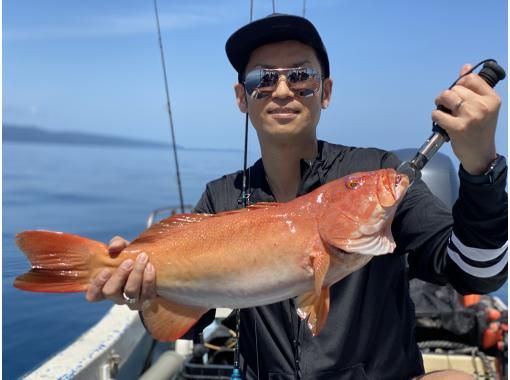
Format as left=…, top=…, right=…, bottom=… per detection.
left=128, top=202, right=280, bottom=249
left=128, top=213, right=213, bottom=248
left=159, top=213, right=213, bottom=225
left=218, top=202, right=281, bottom=217
left=142, top=297, right=207, bottom=341
left=247, top=201, right=281, bottom=209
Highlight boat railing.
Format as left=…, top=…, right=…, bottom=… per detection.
left=146, top=205, right=194, bottom=228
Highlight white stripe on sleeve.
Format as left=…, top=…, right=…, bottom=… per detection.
left=447, top=248, right=508, bottom=278
left=451, top=233, right=508, bottom=262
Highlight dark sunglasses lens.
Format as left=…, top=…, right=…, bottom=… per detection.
left=288, top=69, right=320, bottom=97
left=287, top=69, right=310, bottom=83
left=260, top=72, right=279, bottom=87
left=244, top=71, right=262, bottom=97
left=294, top=88, right=316, bottom=97
left=244, top=68, right=321, bottom=99
left=244, top=70, right=279, bottom=99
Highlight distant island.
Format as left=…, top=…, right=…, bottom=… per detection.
left=3, top=124, right=172, bottom=149
left=3, top=125, right=243, bottom=152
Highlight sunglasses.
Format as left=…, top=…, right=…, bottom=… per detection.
left=243, top=67, right=322, bottom=99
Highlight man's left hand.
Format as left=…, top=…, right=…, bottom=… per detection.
left=432, top=63, right=501, bottom=175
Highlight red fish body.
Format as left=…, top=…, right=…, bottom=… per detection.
left=14, top=169, right=409, bottom=341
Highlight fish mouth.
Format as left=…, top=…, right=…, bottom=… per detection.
left=392, top=173, right=410, bottom=201
left=378, top=170, right=410, bottom=208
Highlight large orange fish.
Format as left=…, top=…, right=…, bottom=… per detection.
left=14, top=169, right=409, bottom=341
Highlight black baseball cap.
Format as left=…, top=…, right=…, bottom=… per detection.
left=225, top=13, right=330, bottom=82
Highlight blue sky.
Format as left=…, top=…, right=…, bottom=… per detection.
left=3, top=0, right=508, bottom=157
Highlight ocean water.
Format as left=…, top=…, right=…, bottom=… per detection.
left=2, top=141, right=508, bottom=379
left=2, top=141, right=244, bottom=379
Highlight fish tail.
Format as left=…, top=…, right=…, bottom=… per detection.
left=14, top=230, right=109, bottom=293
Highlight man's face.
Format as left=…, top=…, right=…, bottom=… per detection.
left=235, top=40, right=332, bottom=144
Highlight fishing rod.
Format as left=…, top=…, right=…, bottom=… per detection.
left=397, top=59, right=506, bottom=183
left=153, top=0, right=186, bottom=213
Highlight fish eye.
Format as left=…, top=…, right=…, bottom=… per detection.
left=346, top=179, right=360, bottom=190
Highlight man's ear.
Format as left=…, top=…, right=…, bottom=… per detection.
left=321, top=78, right=333, bottom=109
left=234, top=83, right=248, bottom=113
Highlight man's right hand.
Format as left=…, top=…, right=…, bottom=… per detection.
left=85, top=236, right=157, bottom=310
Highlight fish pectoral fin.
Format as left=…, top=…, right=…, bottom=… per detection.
left=296, top=287, right=330, bottom=336
left=311, top=248, right=330, bottom=296
left=141, top=297, right=207, bottom=341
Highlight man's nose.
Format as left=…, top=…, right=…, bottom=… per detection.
left=272, top=75, right=294, bottom=98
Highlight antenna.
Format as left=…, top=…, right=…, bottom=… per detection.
left=153, top=0, right=185, bottom=213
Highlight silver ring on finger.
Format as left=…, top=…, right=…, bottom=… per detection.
left=454, top=98, right=465, bottom=111
left=122, top=291, right=137, bottom=305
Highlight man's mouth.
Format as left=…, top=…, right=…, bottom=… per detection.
left=267, top=107, right=299, bottom=115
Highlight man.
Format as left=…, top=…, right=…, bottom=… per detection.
left=86, top=14, right=507, bottom=379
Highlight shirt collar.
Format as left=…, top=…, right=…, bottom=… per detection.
left=245, top=140, right=346, bottom=204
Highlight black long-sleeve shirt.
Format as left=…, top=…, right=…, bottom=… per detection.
left=186, top=140, right=507, bottom=379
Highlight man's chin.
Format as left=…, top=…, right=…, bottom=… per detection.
left=258, top=123, right=311, bottom=143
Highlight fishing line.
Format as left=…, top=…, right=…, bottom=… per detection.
left=231, top=3, right=255, bottom=378
left=241, top=113, right=251, bottom=207
left=232, top=1, right=313, bottom=377
left=255, top=318, right=260, bottom=380
left=153, top=0, right=186, bottom=213
left=228, top=116, right=249, bottom=380
left=446, top=59, right=498, bottom=89
left=288, top=300, right=302, bottom=379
